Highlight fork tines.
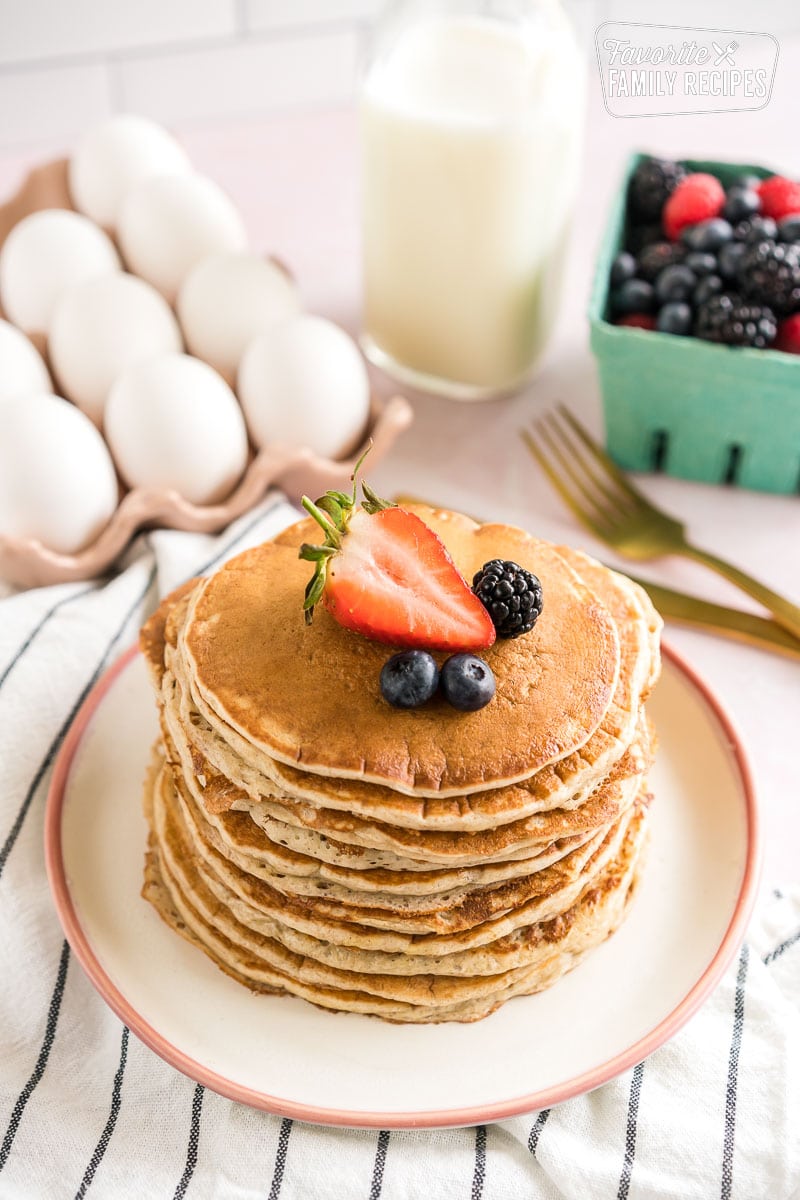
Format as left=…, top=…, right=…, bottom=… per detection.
left=521, top=406, right=643, bottom=536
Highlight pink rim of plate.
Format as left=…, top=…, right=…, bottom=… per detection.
left=44, top=640, right=761, bottom=1129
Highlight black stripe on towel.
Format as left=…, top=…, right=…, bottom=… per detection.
left=267, top=1117, right=293, bottom=1200
left=0, top=940, right=70, bottom=1172
left=527, top=1109, right=551, bottom=1157
left=368, top=1130, right=390, bottom=1200
left=471, top=1125, right=487, bottom=1200
left=0, top=584, right=97, bottom=693
left=617, top=1061, right=645, bottom=1200
left=190, top=499, right=285, bottom=581
left=763, top=926, right=800, bottom=966
left=173, top=1084, right=205, bottom=1200
left=721, top=943, right=749, bottom=1200
left=74, top=1026, right=129, bottom=1199
left=0, top=565, right=157, bottom=881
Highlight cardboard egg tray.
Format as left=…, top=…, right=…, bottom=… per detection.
left=0, top=158, right=413, bottom=588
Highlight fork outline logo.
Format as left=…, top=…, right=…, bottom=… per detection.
left=712, top=39, right=738, bottom=66
left=596, top=22, right=778, bottom=117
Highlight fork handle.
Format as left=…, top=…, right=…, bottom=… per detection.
left=683, top=545, right=800, bottom=641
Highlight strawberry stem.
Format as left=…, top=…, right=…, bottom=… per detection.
left=298, top=442, right=395, bottom=624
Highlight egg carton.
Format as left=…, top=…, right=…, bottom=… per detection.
left=0, top=158, right=413, bottom=588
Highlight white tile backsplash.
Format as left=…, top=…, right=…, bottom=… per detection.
left=0, top=0, right=797, bottom=151
left=0, top=61, right=111, bottom=147
left=245, top=0, right=383, bottom=31
left=602, top=0, right=800, bottom=36
left=116, top=30, right=359, bottom=125
left=0, top=0, right=238, bottom=67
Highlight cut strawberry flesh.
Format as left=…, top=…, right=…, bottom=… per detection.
left=322, top=507, right=496, bottom=651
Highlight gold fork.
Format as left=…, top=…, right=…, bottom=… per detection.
left=521, top=406, right=800, bottom=643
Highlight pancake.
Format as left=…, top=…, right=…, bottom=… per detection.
left=180, top=509, right=622, bottom=795
left=152, top=544, right=657, bottom=831
left=144, top=764, right=647, bottom=1021
left=148, top=756, right=646, bottom=957
left=139, top=505, right=661, bottom=1023
left=163, top=694, right=650, bottom=870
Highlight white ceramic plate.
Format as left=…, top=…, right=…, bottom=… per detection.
left=45, top=643, right=760, bottom=1129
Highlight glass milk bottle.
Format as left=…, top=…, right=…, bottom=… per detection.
left=361, top=0, right=585, bottom=400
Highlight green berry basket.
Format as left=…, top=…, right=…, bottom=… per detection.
left=589, top=152, right=800, bottom=494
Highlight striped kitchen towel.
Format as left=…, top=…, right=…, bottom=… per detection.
left=0, top=494, right=799, bottom=1200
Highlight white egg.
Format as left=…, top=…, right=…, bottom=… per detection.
left=177, top=253, right=301, bottom=386
left=237, top=315, right=370, bottom=458
left=69, top=114, right=193, bottom=230
left=0, top=393, right=118, bottom=554
left=49, top=273, right=183, bottom=426
left=118, top=174, right=248, bottom=304
left=0, top=319, right=52, bottom=400
left=104, top=352, right=248, bottom=505
left=0, top=209, right=121, bottom=335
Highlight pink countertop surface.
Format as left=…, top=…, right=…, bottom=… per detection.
left=0, top=48, right=798, bottom=883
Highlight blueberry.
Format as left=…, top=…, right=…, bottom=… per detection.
left=681, top=218, right=734, bottom=252
left=610, top=251, right=637, bottom=286
left=684, top=251, right=718, bottom=277
left=656, top=302, right=692, bottom=335
left=723, top=187, right=761, bottom=224
left=611, top=278, right=655, bottom=315
left=734, top=216, right=778, bottom=243
left=655, top=264, right=697, bottom=304
left=440, top=654, right=495, bottom=712
left=717, top=241, right=747, bottom=280
left=778, top=215, right=800, bottom=243
left=380, top=651, right=439, bottom=709
left=693, top=274, right=723, bottom=306
left=732, top=173, right=763, bottom=192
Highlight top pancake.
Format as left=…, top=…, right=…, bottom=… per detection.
left=180, top=507, right=621, bottom=796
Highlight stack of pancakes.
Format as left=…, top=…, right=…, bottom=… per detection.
left=140, top=507, right=662, bottom=1023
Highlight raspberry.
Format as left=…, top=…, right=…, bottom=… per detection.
left=757, top=175, right=800, bottom=220
left=775, top=313, right=800, bottom=354
left=616, top=313, right=656, bottom=330
left=663, top=173, right=725, bottom=241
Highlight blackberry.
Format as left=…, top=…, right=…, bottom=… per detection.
left=472, top=559, right=543, bottom=639
left=628, top=157, right=686, bottom=220
left=736, top=239, right=800, bottom=315
left=636, top=241, right=685, bottom=282
left=694, top=292, right=777, bottom=349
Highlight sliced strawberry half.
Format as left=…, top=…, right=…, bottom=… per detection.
left=299, top=464, right=495, bottom=652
